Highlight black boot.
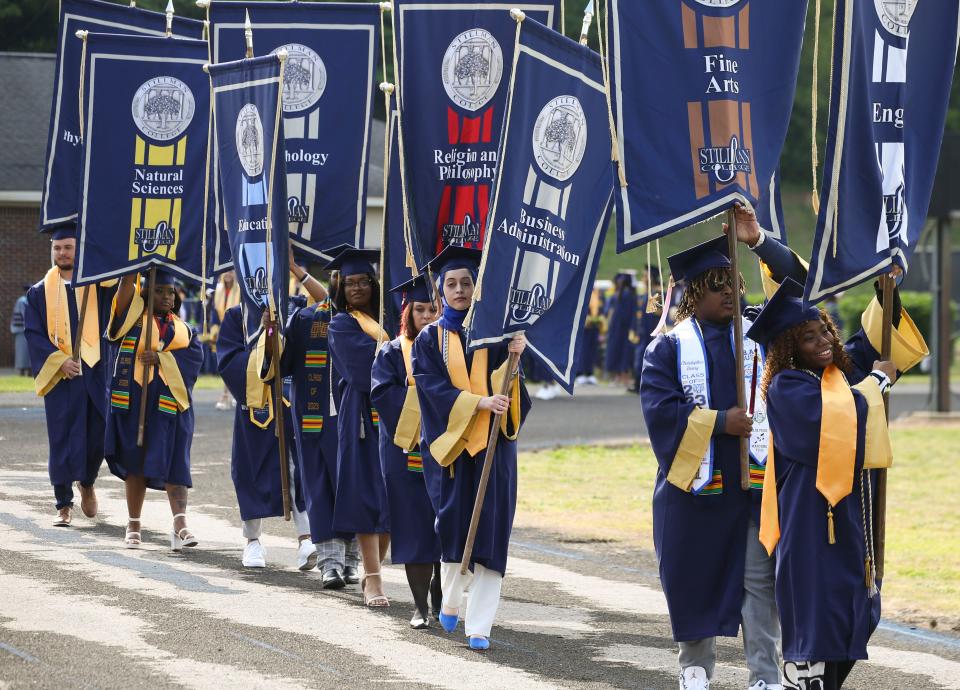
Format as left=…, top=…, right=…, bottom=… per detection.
left=430, top=561, right=443, bottom=617
left=405, top=563, right=434, bottom=629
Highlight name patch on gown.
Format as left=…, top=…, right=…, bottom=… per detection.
left=407, top=451, right=423, bottom=473
left=158, top=394, right=178, bottom=415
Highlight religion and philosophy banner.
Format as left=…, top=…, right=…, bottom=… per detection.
left=469, top=17, right=614, bottom=392
left=206, top=1, right=379, bottom=261
left=393, top=0, right=562, bottom=267
left=805, top=0, right=960, bottom=303
left=209, top=55, right=289, bottom=342
left=40, top=0, right=204, bottom=231
left=607, top=0, right=806, bottom=250
left=73, top=33, right=212, bottom=287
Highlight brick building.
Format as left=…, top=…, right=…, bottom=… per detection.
left=0, top=51, right=385, bottom=368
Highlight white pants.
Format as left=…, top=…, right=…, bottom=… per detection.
left=441, top=561, right=503, bottom=638
left=241, top=457, right=311, bottom=539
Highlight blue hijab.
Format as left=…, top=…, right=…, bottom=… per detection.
left=436, top=266, right=478, bottom=332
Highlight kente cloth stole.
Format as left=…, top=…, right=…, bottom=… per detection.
left=301, top=302, right=332, bottom=434
left=674, top=317, right=769, bottom=495
left=110, top=312, right=190, bottom=416
left=440, top=326, right=490, bottom=456
left=44, top=267, right=100, bottom=367
left=393, top=335, right=422, bottom=452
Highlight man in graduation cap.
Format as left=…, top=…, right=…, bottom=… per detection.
left=640, top=204, right=809, bottom=690
left=24, top=227, right=115, bottom=526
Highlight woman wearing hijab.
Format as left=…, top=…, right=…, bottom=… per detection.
left=325, top=247, right=391, bottom=607
left=412, top=246, right=530, bottom=650
left=371, top=274, right=443, bottom=628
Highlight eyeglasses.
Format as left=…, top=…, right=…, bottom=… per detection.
left=705, top=276, right=733, bottom=292
left=344, top=278, right=372, bottom=289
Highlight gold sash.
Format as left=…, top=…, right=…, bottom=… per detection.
left=349, top=309, right=388, bottom=344
left=393, top=336, right=422, bottom=451
left=444, top=328, right=491, bottom=456
left=43, top=267, right=100, bottom=367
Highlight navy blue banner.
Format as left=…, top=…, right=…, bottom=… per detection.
left=381, top=98, right=414, bottom=338
left=607, top=0, right=806, bottom=251
left=756, top=168, right=787, bottom=244
left=73, top=33, right=211, bottom=288
left=207, top=1, right=379, bottom=262
left=40, top=0, right=204, bottom=231
left=209, top=55, right=289, bottom=343
left=393, top=0, right=562, bottom=269
left=469, top=18, right=614, bottom=393
left=805, top=0, right=960, bottom=303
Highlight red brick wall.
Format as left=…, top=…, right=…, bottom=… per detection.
left=0, top=205, right=53, bottom=367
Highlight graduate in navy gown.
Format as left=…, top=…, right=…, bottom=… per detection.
left=412, top=246, right=531, bottom=651
left=23, top=228, right=114, bottom=525
left=604, top=272, right=636, bottom=384
left=574, top=285, right=605, bottom=386
left=749, top=278, right=927, bottom=690
left=640, top=205, right=810, bottom=690
left=628, top=266, right=664, bottom=394
left=208, top=271, right=241, bottom=405
left=105, top=270, right=204, bottom=551
left=371, top=273, right=443, bottom=629
left=325, top=247, right=392, bottom=606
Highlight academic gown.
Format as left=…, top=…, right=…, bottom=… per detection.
left=632, top=295, right=660, bottom=380
left=767, top=333, right=884, bottom=663
left=412, top=323, right=531, bottom=576
left=216, top=304, right=306, bottom=521
left=281, top=299, right=350, bottom=544
left=604, top=289, right=636, bottom=374
left=370, top=337, right=441, bottom=564
left=640, top=318, right=757, bottom=641
left=24, top=278, right=114, bottom=487
left=104, top=299, right=203, bottom=491
left=327, top=312, right=390, bottom=534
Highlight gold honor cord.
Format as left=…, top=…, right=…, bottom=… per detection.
left=595, top=0, right=627, bottom=188
left=200, top=1, right=213, bottom=337
left=811, top=0, right=822, bottom=215
left=265, top=51, right=286, bottom=323
left=377, top=81, right=395, bottom=348
left=76, top=31, right=88, bottom=140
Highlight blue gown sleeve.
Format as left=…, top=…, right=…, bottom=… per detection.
left=752, top=233, right=807, bottom=285
left=370, top=340, right=407, bottom=439
left=24, top=285, right=57, bottom=377
left=328, top=313, right=375, bottom=395
left=640, top=334, right=697, bottom=477
left=215, top=307, right=250, bottom=405
left=173, top=330, right=204, bottom=394
left=843, top=330, right=882, bottom=385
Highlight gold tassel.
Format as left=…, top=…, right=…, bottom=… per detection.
left=865, top=556, right=874, bottom=590
left=812, top=189, right=821, bottom=215
left=827, top=505, right=836, bottom=544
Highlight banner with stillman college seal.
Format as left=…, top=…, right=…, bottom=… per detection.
left=805, top=0, right=960, bottom=303
left=40, top=0, right=204, bottom=232
left=73, top=33, right=212, bottom=287
left=468, top=18, right=613, bottom=393
left=607, top=0, right=806, bottom=251
left=393, top=0, right=562, bottom=267
left=207, top=1, right=379, bottom=262
left=209, top=55, right=289, bottom=343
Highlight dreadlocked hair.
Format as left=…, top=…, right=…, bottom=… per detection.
left=675, top=267, right=746, bottom=321
left=759, top=310, right=853, bottom=399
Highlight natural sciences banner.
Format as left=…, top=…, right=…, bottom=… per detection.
left=41, top=0, right=204, bottom=231
left=607, top=0, right=806, bottom=251
left=209, top=55, right=289, bottom=343
left=805, top=0, right=960, bottom=303
left=469, top=18, right=614, bottom=393
left=73, top=33, right=212, bottom=287
left=207, top=1, right=379, bottom=261
left=393, top=0, right=562, bottom=265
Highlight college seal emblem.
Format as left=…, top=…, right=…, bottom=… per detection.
left=274, top=43, right=326, bottom=113
left=532, top=96, right=587, bottom=182
left=874, top=0, right=916, bottom=38
left=131, top=76, right=195, bottom=141
left=441, top=29, right=503, bottom=112
left=235, top=104, right=265, bottom=179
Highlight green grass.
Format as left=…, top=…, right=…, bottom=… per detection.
left=0, top=374, right=225, bottom=394
left=518, top=429, right=960, bottom=622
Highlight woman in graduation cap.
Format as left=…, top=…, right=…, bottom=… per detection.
left=640, top=205, right=809, bottom=690
left=105, top=270, right=204, bottom=551
left=411, top=245, right=531, bottom=651
left=325, top=246, right=392, bottom=606
left=371, top=273, right=443, bottom=629
left=748, top=276, right=926, bottom=690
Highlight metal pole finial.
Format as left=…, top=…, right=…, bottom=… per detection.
left=244, top=10, right=254, bottom=58
left=165, top=0, right=174, bottom=37
left=580, top=0, right=594, bottom=45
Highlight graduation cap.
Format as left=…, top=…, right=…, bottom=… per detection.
left=48, top=227, right=76, bottom=241
left=421, top=245, right=482, bottom=277
left=321, top=243, right=353, bottom=264
left=745, top=278, right=821, bottom=347
left=391, top=273, right=433, bottom=303
left=154, top=269, right=178, bottom=286
left=667, top=236, right=730, bottom=284
left=322, top=246, right=380, bottom=276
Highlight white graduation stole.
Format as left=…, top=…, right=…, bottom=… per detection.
left=675, top=317, right=769, bottom=494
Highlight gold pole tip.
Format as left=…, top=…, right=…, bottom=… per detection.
left=379, top=2, right=392, bottom=10
left=75, top=29, right=88, bottom=39
left=510, top=8, right=526, bottom=22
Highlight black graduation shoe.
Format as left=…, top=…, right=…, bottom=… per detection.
left=409, top=610, right=430, bottom=630
left=322, top=568, right=346, bottom=590
left=342, top=565, right=360, bottom=585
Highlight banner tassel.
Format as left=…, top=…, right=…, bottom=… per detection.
left=596, top=0, right=627, bottom=189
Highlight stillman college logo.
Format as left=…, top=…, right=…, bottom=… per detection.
left=131, top=77, right=195, bottom=141
left=507, top=249, right=558, bottom=327
left=874, top=0, right=917, bottom=38
left=236, top=104, right=265, bottom=178
left=699, top=135, right=752, bottom=183
left=532, top=96, right=587, bottom=182
left=441, top=29, right=503, bottom=112
left=274, top=43, right=327, bottom=113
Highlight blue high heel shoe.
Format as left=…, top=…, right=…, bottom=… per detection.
left=438, top=611, right=459, bottom=633
left=468, top=636, right=490, bottom=651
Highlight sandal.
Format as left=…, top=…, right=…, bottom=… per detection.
left=170, top=513, right=198, bottom=552
left=361, top=572, right=390, bottom=607
left=125, top=517, right=142, bottom=548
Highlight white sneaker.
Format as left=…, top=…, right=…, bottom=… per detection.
left=297, top=540, right=318, bottom=571
left=534, top=385, right=556, bottom=401
left=748, top=682, right=782, bottom=690
left=575, top=375, right=589, bottom=386
left=242, top=540, right=266, bottom=567
left=586, top=375, right=598, bottom=385
left=680, top=666, right=709, bottom=690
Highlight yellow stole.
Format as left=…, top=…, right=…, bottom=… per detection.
left=442, top=327, right=491, bottom=456
left=43, top=267, right=100, bottom=367
left=134, top=312, right=192, bottom=411
left=393, top=336, right=422, bottom=451
left=349, top=309, right=388, bottom=344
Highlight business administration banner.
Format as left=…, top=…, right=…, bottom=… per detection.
left=207, top=1, right=378, bottom=262
left=209, top=55, right=289, bottom=342
left=607, top=0, right=806, bottom=251
left=393, top=0, right=562, bottom=267
left=73, top=33, right=212, bottom=287
left=469, top=18, right=614, bottom=393
left=41, top=0, right=204, bottom=231
left=805, top=0, right=960, bottom=303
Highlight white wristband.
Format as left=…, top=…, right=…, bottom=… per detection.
left=300, top=273, right=312, bottom=285
left=870, top=369, right=892, bottom=394
left=749, top=228, right=766, bottom=250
